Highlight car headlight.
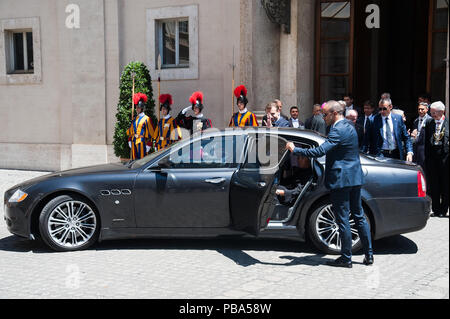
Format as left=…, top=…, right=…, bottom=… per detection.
left=8, top=189, right=28, bottom=203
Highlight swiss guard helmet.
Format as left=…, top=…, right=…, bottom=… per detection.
left=234, top=85, right=248, bottom=106
left=189, top=91, right=204, bottom=112
left=133, top=93, right=148, bottom=111
left=159, top=94, right=173, bottom=112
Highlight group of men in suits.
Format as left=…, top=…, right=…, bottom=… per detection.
left=343, top=95, right=448, bottom=218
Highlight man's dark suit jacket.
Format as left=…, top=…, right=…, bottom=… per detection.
left=288, top=118, right=305, bottom=128
left=274, top=116, right=290, bottom=128
left=425, top=117, right=449, bottom=166
left=293, top=119, right=364, bottom=190
left=363, top=113, right=413, bottom=160
left=412, top=114, right=432, bottom=168
left=350, top=121, right=365, bottom=148
left=305, top=114, right=327, bottom=135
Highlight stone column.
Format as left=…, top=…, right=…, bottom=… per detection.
left=296, top=0, right=315, bottom=122
left=279, top=0, right=298, bottom=111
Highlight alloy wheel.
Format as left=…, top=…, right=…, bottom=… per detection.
left=315, top=204, right=361, bottom=251
left=47, top=200, right=97, bottom=249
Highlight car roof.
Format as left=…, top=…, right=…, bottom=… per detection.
left=196, top=127, right=327, bottom=145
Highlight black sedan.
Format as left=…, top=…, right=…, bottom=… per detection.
left=4, top=128, right=430, bottom=253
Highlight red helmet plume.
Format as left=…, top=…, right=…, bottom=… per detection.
left=234, top=85, right=247, bottom=99
left=159, top=94, right=173, bottom=106
left=189, top=91, right=204, bottom=105
left=133, top=93, right=148, bottom=105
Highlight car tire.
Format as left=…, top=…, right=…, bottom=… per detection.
left=39, top=195, right=99, bottom=252
left=307, top=198, right=371, bottom=255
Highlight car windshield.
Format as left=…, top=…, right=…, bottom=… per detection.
left=129, top=141, right=181, bottom=169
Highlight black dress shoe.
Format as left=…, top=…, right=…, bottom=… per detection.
left=363, top=255, right=374, bottom=266
left=326, top=257, right=352, bottom=268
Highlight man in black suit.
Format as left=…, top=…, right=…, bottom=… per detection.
left=288, top=106, right=305, bottom=129
left=305, top=104, right=327, bottom=135
left=346, top=109, right=364, bottom=148
left=424, top=102, right=449, bottom=217
left=343, top=93, right=361, bottom=117
left=411, top=102, right=432, bottom=170
left=357, top=101, right=376, bottom=151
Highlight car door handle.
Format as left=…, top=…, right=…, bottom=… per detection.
left=258, top=182, right=267, bottom=188
left=205, top=178, right=226, bottom=184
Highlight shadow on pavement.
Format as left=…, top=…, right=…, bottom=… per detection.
left=0, top=233, right=419, bottom=267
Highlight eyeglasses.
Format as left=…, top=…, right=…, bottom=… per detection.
left=379, top=107, right=389, bottom=111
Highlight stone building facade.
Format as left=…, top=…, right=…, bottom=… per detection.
left=0, top=0, right=448, bottom=171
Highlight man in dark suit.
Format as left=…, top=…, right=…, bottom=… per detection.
left=411, top=102, right=432, bottom=169
left=268, top=103, right=290, bottom=128
left=346, top=109, right=364, bottom=148
left=286, top=101, right=373, bottom=268
left=343, top=93, right=361, bottom=117
left=363, top=98, right=413, bottom=161
left=424, top=101, right=449, bottom=217
left=357, top=101, right=376, bottom=151
left=305, top=104, right=327, bottom=135
left=288, top=106, right=305, bottom=129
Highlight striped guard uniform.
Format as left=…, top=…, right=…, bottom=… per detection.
left=127, top=114, right=155, bottom=160
left=154, top=115, right=182, bottom=151
left=229, top=110, right=259, bottom=127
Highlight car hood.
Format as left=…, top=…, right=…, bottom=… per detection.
left=10, top=163, right=132, bottom=191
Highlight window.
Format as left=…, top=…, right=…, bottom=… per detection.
left=315, top=1, right=354, bottom=103
left=243, top=135, right=288, bottom=171
left=147, top=5, right=198, bottom=80
left=167, top=135, right=247, bottom=169
left=0, top=17, right=41, bottom=85
left=427, top=0, right=449, bottom=102
left=157, top=19, right=189, bottom=68
left=5, top=30, right=34, bottom=74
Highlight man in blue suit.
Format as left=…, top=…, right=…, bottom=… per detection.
left=286, top=101, right=373, bottom=268
left=363, top=98, right=413, bottom=161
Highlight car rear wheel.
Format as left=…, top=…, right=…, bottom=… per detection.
left=39, top=195, right=99, bottom=252
left=307, top=199, right=371, bottom=255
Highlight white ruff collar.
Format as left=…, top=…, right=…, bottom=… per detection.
left=239, top=108, right=248, bottom=114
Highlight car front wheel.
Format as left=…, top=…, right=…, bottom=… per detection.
left=307, top=199, right=371, bottom=255
left=39, top=195, right=99, bottom=252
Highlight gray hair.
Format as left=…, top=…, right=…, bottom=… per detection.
left=346, top=109, right=358, bottom=118
left=379, top=98, right=392, bottom=106
left=418, top=102, right=429, bottom=108
left=327, top=100, right=345, bottom=115
left=430, top=101, right=445, bottom=111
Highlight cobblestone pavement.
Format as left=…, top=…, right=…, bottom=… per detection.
left=0, top=169, right=448, bottom=299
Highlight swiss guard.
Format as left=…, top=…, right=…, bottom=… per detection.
left=127, top=93, right=155, bottom=160
left=154, top=94, right=182, bottom=150
left=176, top=91, right=213, bottom=135
left=229, top=85, right=259, bottom=127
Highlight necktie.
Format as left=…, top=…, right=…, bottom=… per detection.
left=385, top=118, right=394, bottom=150
left=364, top=117, right=370, bottom=133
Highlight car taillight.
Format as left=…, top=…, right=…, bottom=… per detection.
left=417, top=171, right=426, bottom=197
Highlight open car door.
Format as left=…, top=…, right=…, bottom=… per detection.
left=230, top=133, right=289, bottom=236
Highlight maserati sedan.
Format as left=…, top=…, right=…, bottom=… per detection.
left=4, top=127, right=430, bottom=253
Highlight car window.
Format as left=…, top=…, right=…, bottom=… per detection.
left=243, top=134, right=288, bottom=171
left=167, top=135, right=247, bottom=169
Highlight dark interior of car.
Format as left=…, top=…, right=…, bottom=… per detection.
left=270, top=141, right=315, bottom=221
